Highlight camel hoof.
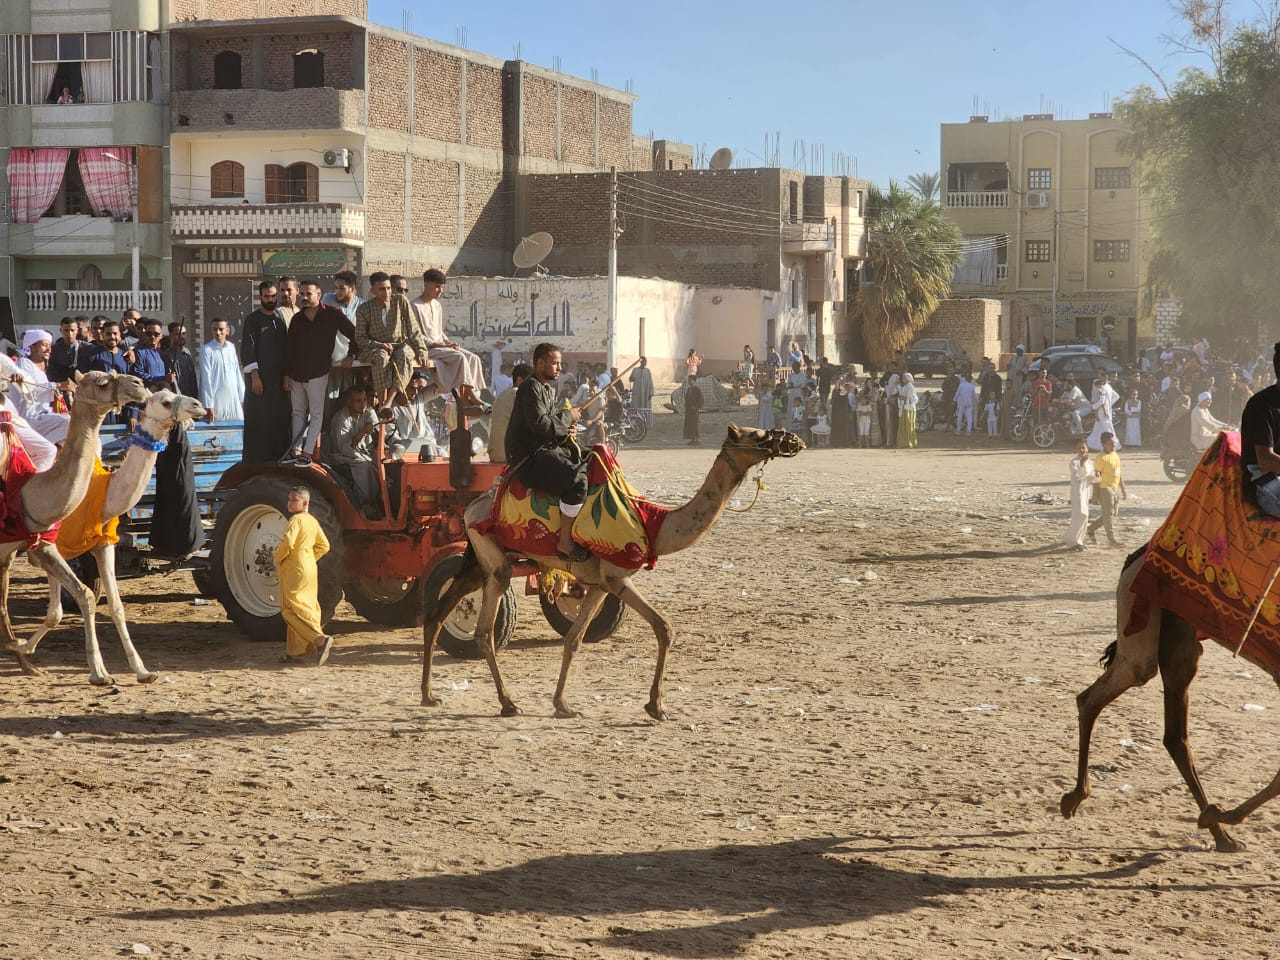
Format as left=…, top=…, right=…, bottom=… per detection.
left=644, top=702, right=669, bottom=721
left=1214, top=832, right=1247, bottom=853
left=553, top=707, right=583, bottom=719
left=137, top=672, right=159, bottom=685
left=500, top=703, right=522, bottom=717
left=421, top=694, right=442, bottom=708
left=1060, top=789, right=1087, bottom=819
left=89, top=673, right=116, bottom=687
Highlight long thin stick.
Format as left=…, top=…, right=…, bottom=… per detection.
left=1235, top=561, right=1280, bottom=657
left=572, top=358, right=642, bottom=413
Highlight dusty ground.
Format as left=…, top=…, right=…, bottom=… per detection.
left=3, top=395, right=1280, bottom=960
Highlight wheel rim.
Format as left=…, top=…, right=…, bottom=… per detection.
left=440, top=575, right=483, bottom=636
left=1033, top=424, right=1053, bottom=447
left=552, top=592, right=588, bottom=623
left=224, top=503, right=287, bottom=618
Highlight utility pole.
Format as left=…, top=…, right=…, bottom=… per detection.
left=1050, top=211, right=1059, bottom=349
left=607, top=167, right=618, bottom=370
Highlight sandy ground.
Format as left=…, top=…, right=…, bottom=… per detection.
left=3, top=392, right=1280, bottom=960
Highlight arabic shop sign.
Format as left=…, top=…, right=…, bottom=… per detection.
left=261, top=249, right=346, bottom=277
left=438, top=277, right=604, bottom=350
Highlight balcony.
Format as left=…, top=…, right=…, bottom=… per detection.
left=782, top=220, right=835, bottom=254
left=171, top=203, right=366, bottom=247
left=947, top=191, right=1009, bottom=209
left=25, top=290, right=163, bottom=313
left=996, top=263, right=1008, bottom=281
left=169, top=88, right=367, bottom=134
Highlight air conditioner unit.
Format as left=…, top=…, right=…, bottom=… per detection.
left=322, top=148, right=351, bottom=169
left=1026, top=191, right=1049, bottom=209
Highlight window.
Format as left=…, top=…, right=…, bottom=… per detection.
left=264, top=162, right=318, bottom=203
left=1094, top=166, right=1131, bottom=189
left=1027, top=168, right=1052, bottom=190
left=210, top=160, right=245, bottom=199
left=293, top=49, right=324, bottom=88
left=1025, top=240, right=1051, bottom=262
left=787, top=181, right=799, bottom=223
left=213, top=51, right=242, bottom=90
left=1094, top=239, right=1130, bottom=262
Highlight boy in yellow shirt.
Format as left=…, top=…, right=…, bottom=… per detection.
left=1087, top=431, right=1127, bottom=547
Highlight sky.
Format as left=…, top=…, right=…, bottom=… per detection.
left=368, top=0, right=1210, bottom=187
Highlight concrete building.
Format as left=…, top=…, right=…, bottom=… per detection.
left=940, top=112, right=1153, bottom=360
left=166, top=0, right=643, bottom=334
left=1, top=0, right=170, bottom=338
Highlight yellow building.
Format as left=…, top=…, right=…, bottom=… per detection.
left=940, top=112, right=1152, bottom=360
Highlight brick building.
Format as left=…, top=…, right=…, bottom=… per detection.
left=166, top=0, right=646, bottom=335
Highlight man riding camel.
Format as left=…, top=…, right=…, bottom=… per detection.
left=505, top=342, right=592, bottom=563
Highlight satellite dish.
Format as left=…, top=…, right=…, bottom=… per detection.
left=513, top=231, right=555, bottom=272
left=708, top=147, right=734, bottom=170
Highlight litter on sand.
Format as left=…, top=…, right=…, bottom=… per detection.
left=959, top=704, right=998, bottom=712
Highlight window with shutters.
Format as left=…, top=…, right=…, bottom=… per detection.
left=293, top=49, right=324, bottom=88
left=210, top=160, right=244, bottom=199
left=264, top=162, right=318, bottom=203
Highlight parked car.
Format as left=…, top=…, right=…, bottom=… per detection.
left=1040, top=343, right=1102, bottom=360
left=1027, top=352, right=1126, bottom=388
left=1140, top=344, right=1195, bottom=371
left=906, top=338, right=970, bottom=378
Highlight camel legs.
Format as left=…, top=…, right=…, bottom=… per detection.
left=1149, top=619, right=1243, bottom=852
left=0, top=552, right=44, bottom=677
left=93, top=546, right=156, bottom=682
left=1060, top=628, right=1159, bottom=820
left=11, top=544, right=109, bottom=685
left=551, top=586, right=608, bottom=719
left=420, top=557, right=486, bottom=707
left=607, top=576, right=674, bottom=721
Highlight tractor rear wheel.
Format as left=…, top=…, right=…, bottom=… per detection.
left=208, top=476, right=344, bottom=642
left=539, top=590, right=627, bottom=644
left=423, top=552, right=518, bottom=659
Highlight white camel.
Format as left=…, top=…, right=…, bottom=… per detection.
left=17, top=390, right=206, bottom=684
left=0, top=370, right=149, bottom=684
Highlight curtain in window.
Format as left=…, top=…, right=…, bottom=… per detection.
left=82, top=61, right=113, bottom=104
left=6, top=148, right=70, bottom=222
left=78, top=147, right=134, bottom=218
left=953, top=237, right=998, bottom=285
left=33, top=62, right=57, bottom=103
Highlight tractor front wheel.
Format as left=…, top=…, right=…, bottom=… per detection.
left=539, top=590, right=627, bottom=644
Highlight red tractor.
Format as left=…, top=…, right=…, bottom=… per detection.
left=205, top=428, right=626, bottom=657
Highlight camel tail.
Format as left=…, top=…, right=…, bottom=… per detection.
left=1099, top=640, right=1119, bottom=670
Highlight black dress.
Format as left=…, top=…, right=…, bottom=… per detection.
left=240, top=310, right=292, bottom=463
left=149, top=423, right=202, bottom=557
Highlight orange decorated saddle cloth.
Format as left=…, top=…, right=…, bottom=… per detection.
left=475, top=444, right=670, bottom=569
left=1130, top=431, right=1280, bottom=674
left=0, top=413, right=59, bottom=548
left=55, top=457, right=120, bottom=560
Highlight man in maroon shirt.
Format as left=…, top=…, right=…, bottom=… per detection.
left=283, top=279, right=356, bottom=465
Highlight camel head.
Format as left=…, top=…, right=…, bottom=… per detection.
left=72, top=371, right=148, bottom=414
left=721, top=423, right=805, bottom=471
left=140, top=389, right=206, bottom=433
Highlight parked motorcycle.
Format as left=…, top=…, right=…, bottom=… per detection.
left=1031, top=398, right=1095, bottom=448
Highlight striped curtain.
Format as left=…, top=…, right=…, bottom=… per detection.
left=6, top=148, right=70, bottom=223
left=78, top=147, right=135, bottom=218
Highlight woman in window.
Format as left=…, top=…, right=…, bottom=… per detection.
left=56, top=86, right=76, bottom=104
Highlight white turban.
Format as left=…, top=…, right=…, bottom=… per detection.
left=20, top=329, right=52, bottom=357
left=1198, top=391, right=1213, bottom=404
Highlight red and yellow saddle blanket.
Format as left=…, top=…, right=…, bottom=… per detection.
left=0, top=414, right=59, bottom=548
left=1130, top=431, right=1280, bottom=673
left=475, top=444, right=669, bottom=569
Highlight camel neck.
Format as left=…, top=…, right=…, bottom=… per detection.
left=101, top=417, right=170, bottom=521
left=652, top=448, right=751, bottom=557
left=25, top=400, right=109, bottom=530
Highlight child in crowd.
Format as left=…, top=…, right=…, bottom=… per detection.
left=855, top=384, right=873, bottom=447
left=1064, top=438, right=1095, bottom=550
left=1123, top=387, right=1143, bottom=448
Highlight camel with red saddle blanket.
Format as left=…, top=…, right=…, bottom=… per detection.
left=1062, top=431, right=1280, bottom=851
left=0, top=370, right=149, bottom=683
left=421, top=424, right=805, bottom=720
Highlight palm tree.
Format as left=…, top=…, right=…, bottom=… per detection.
left=906, top=171, right=940, bottom=203
left=853, top=181, right=961, bottom=367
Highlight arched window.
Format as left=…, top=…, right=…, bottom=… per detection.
left=76, top=263, right=103, bottom=290
left=213, top=51, right=242, bottom=90
left=211, top=160, right=245, bottom=199
left=293, top=49, right=324, bottom=89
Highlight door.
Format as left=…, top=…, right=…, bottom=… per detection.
left=203, top=278, right=255, bottom=342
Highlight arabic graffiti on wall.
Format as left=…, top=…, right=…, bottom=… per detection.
left=438, top=277, right=608, bottom=353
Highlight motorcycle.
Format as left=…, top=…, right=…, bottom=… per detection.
left=1031, top=398, right=1095, bottom=448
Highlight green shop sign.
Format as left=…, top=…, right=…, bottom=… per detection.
left=261, top=249, right=346, bottom=276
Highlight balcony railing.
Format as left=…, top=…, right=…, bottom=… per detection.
left=66, top=290, right=163, bottom=312
left=171, top=203, right=366, bottom=246
left=26, top=290, right=57, bottom=312
left=782, top=220, right=836, bottom=253
left=996, top=264, right=1008, bottom=281
left=947, top=191, right=1009, bottom=209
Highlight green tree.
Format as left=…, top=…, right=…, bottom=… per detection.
left=853, top=182, right=961, bottom=367
left=906, top=171, right=940, bottom=203
left=1119, top=2, right=1280, bottom=345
